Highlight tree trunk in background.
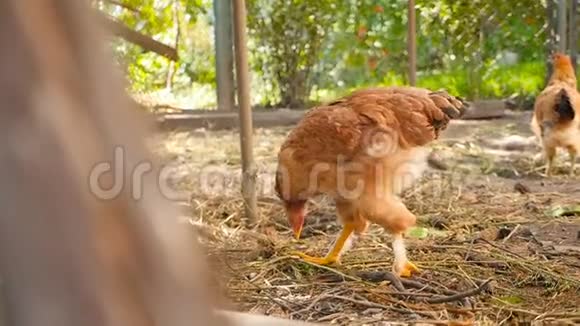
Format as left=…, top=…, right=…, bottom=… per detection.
left=166, top=0, right=181, bottom=90
left=546, top=0, right=557, bottom=86
left=557, top=0, right=567, bottom=52
left=280, top=71, right=307, bottom=108
left=214, top=0, right=236, bottom=111
left=569, top=0, right=578, bottom=71
left=407, top=0, right=417, bottom=86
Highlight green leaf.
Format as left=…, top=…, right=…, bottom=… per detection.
left=407, top=227, right=448, bottom=239
left=546, top=205, right=580, bottom=218
left=407, top=227, right=430, bottom=239
left=495, top=295, right=524, bottom=305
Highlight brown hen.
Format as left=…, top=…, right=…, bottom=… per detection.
left=531, top=52, right=580, bottom=176
left=275, top=86, right=467, bottom=277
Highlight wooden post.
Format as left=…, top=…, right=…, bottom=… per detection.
left=214, top=0, right=236, bottom=111
left=569, top=0, right=578, bottom=71
left=558, top=0, right=568, bottom=52
left=407, top=0, right=417, bottom=86
left=232, top=0, right=257, bottom=223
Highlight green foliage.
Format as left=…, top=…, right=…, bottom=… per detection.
left=495, top=295, right=525, bottom=305
left=406, top=227, right=448, bottom=239
left=413, top=0, right=547, bottom=98
left=312, top=61, right=547, bottom=104
left=101, top=0, right=210, bottom=92
left=311, top=0, right=549, bottom=102
left=416, top=0, right=546, bottom=61
left=313, top=0, right=408, bottom=90
left=546, top=205, right=580, bottom=217
left=180, top=16, right=215, bottom=88
left=103, top=0, right=552, bottom=108
left=247, top=0, right=337, bottom=107
left=419, top=62, right=546, bottom=99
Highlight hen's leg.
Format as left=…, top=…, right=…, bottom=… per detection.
left=392, top=233, right=419, bottom=277
left=360, top=197, right=419, bottom=277
left=292, top=223, right=354, bottom=265
left=545, top=146, right=556, bottom=176
left=571, top=153, right=577, bottom=176
left=568, top=147, right=577, bottom=176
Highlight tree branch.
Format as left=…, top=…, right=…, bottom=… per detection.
left=425, top=279, right=492, bottom=304
left=96, top=11, right=179, bottom=61
left=102, top=0, right=140, bottom=13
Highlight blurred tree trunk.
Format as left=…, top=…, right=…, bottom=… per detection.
left=280, top=71, right=307, bottom=108
left=214, top=0, right=236, bottom=111
left=0, top=0, right=226, bottom=325
left=545, top=0, right=557, bottom=86
left=569, top=0, right=578, bottom=71
left=166, top=0, right=181, bottom=89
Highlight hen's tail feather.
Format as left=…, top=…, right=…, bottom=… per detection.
left=428, top=90, right=469, bottom=120
left=441, top=106, right=463, bottom=119
left=555, top=88, right=575, bottom=121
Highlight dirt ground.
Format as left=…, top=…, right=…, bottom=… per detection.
left=152, top=110, right=580, bottom=325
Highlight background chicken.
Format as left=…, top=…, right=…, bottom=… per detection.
left=531, top=53, right=580, bottom=176
left=275, top=86, right=467, bottom=277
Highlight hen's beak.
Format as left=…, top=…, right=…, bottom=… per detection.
left=293, top=225, right=303, bottom=240
left=286, top=200, right=306, bottom=240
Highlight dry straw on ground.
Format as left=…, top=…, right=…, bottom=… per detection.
left=153, top=112, right=580, bottom=325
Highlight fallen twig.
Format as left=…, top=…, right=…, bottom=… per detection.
left=477, top=238, right=527, bottom=260
left=221, top=256, right=298, bottom=313
left=328, top=294, right=413, bottom=316
left=356, top=271, right=405, bottom=291
left=294, top=258, right=363, bottom=283
left=501, top=224, right=521, bottom=243
left=289, top=288, right=345, bottom=318
left=409, top=320, right=471, bottom=326
left=425, top=279, right=492, bottom=304
left=534, top=311, right=580, bottom=320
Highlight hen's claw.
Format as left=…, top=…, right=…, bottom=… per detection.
left=291, top=251, right=339, bottom=266
left=396, top=261, right=420, bottom=278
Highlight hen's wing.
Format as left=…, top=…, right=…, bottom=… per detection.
left=336, top=86, right=467, bottom=149
left=279, top=86, right=467, bottom=164
left=276, top=86, right=467, bottom=202
left=278, top=105, right=366, bottom=163
left=532, top=84, right=579, bottom=139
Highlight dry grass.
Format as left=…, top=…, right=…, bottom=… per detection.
left=152, top=113, right=580, bottom=325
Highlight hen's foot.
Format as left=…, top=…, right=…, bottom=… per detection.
left=394, top=261, right=420, bottom=278
left=291, top=251, right=339, bottom=266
